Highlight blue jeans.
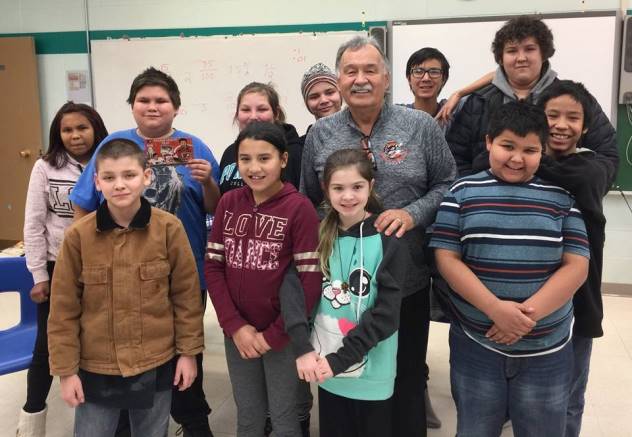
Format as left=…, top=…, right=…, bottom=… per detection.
left=449, top=323, right=573, bottom=437
left=74, top=389, right=171, bottom=437
left=565, top=334, right=593, bottom=437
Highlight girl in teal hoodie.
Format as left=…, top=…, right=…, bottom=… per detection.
left=309, top=149, right=410, bottom=437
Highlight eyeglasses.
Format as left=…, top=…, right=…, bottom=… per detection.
left=361, top=136, right=377, bottom=171
left=410, top=67, right=443, bottom=79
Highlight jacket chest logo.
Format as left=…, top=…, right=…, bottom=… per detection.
left=378, top=140, right=408, bottom=164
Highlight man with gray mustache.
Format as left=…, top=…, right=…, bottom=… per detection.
left=300, top=35, right=456, bottom=437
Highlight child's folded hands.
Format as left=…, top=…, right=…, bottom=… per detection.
left=486, top=299, right=535, bottom=342
left=253, top=332, right=271, bottom=355
left=233, top=324, right=262, bottom=359
left=486, top=324, right=524, bottom=345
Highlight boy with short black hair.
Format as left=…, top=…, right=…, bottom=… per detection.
left=69, top=67, right=218, bottom=436
left=49, top=139, right=204, bottom=437
left=430, top=101, right=590, bottom=437
left=536, top=80, right=616, bottom=437
left=404, top=47, right=451, bottom=120
left=126, top=66, right=182, bottom=109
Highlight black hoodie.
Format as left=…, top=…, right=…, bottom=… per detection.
left=218, top=122, right=304, bottom=195
left=536, top=150, right=616, bottom=338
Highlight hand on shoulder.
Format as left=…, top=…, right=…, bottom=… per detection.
left=374, top=209, right=414, bottom=238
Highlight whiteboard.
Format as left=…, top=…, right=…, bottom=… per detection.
left=391, top=13, right=620, bottom=122
left=91, top=31, right=364, bottom=159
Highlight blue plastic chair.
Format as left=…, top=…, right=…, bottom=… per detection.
left=0, top=257, right=37, bottom=375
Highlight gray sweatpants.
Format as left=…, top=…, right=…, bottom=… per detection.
left=224, top=337, right=301, bottom=437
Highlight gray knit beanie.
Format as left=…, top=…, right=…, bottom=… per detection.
left=300, top=63, right=338, bottom=103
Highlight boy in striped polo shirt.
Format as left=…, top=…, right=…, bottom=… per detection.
left=430, top=101, right=589, bottom=437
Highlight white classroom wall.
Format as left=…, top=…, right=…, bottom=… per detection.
left=1, top=0, right=621, bottom=33
left=1, top=0, right=622, bottom=149
left=2, top=0, right=631, bottom=285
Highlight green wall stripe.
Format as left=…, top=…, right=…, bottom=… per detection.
left=90, top=21, right=384, bottom=40
left=0, top=21, right=385, bottom=55
left=0, top=31, right=87, bottom=54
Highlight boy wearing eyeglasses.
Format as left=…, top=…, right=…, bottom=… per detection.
left=405, top=48, right=451, bottom=121
left=401, top=47, right=458, bottom=430
left=403, top=47, right=498, bottom=134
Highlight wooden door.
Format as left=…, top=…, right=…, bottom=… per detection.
left=0, top=37, right=43, bottom=245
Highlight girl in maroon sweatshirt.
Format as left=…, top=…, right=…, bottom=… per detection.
left=205, top=121, right=321, bottom=436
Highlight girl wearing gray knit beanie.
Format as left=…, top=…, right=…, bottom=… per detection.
left=300, top=63, right=342, bottom=120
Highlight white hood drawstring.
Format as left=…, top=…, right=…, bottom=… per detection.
left=355, top=219, right=365, bottom=321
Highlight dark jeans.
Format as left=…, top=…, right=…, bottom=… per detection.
left=565, top=334, right=593, bottom=437
left=391, top=288, right=430, bottom=437
left=450, top=323, right=572, bottom=437
left=318, top=387, right=392, bottom=437
left=23, top=262, right=55, bottom=413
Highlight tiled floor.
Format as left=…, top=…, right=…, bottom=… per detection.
left=1, top=294, right=631, bottom=437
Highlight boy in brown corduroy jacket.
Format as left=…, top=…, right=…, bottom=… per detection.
left=48, top=138, right=204, bottom=437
